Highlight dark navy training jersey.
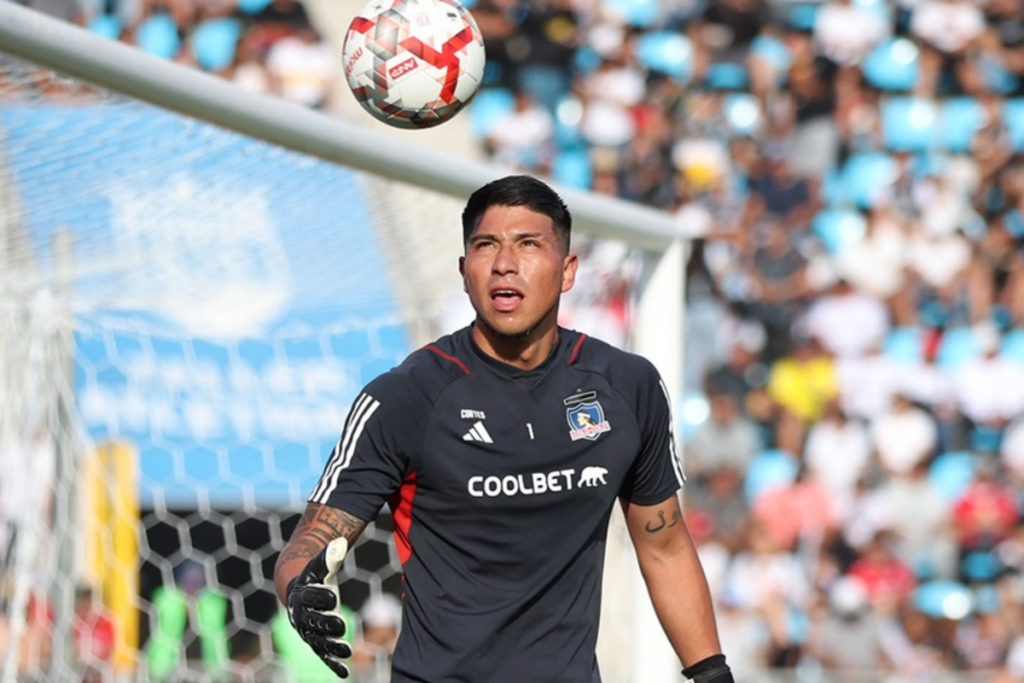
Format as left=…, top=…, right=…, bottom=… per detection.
left=309, top=326, right=684, bottom=683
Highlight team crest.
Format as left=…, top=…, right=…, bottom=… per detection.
left=567, top=401, right=612, bottom=442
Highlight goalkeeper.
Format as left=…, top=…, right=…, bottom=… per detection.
left=275, top=175, right=732, bottom=683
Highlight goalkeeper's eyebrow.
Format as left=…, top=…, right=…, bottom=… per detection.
left=468, top=231, right=548, bottom=245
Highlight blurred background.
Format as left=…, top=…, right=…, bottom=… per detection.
left=2, top=0, right=1024, bottom=680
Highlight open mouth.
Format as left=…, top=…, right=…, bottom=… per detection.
left=490, top=288, right=523, bottom=312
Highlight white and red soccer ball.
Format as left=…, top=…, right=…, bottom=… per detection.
left=342, top=0, right=486, bottom=129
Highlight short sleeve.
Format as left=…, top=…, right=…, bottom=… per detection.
left=307, top=377, right=425, bottom=521
left=619, top=361, right=685, bottom=504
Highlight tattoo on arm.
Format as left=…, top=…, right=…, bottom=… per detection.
left=282, top=505, right=368, bottom=563
left=644, top=509, right=681, bottom=534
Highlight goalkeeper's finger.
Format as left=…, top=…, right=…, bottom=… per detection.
left=304, top=632, right=353, bottom=659
left=294, top=605, right=347, bottom=635
left=322, top=654, right=352, bottom=679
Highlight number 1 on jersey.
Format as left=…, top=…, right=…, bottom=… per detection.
left=527, top=423, right=535, bottom=440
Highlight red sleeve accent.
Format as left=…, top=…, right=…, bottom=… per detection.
left=424, top=344, right=470, bottom=375
left=568, top=334, right=588, bottom=365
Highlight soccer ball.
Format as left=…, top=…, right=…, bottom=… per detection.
left=342, top=0, right=486, bottom=129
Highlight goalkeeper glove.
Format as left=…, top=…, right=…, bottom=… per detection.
left=286, top=538, right=352, bottom=678
left=683, top=654, right=734, bottom=683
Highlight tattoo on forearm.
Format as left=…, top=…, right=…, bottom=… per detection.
left=281, top=506, right=367, bottom=563
left=644, top=509, right=682, bottom=533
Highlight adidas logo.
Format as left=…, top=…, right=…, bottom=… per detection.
left=462, top=421, right=493, bottom=443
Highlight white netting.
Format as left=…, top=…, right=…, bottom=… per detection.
left=0, top=50, right=644, bottom=683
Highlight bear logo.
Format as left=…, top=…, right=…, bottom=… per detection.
left=578, top=466, right=608, bottom=487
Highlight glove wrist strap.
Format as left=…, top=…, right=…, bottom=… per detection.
left=682, top=654, right=730, bottom=682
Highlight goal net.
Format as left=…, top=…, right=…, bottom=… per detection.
left=0, top=9, right=683, bottom=683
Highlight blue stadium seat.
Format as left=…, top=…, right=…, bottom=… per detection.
left=884, top=327, right=923, bottom=365
left=467, top=88, right=515, bottom=139
left=1005, top=98, right=1024, bottom=152
left=837, top=152, right=897, bottom=209
left=750, top=34, right=792, bottom=84
left=551, top=149, right=593, bottom=190
left=862, top=38, right=919, bottom=91
left=1001, top=327, right=1024, bottom=365
left=635, top=32, right=693, bottom=82
left=191, top=18, right=242, bottom=72
left=518, top=65, right=571, bottom=113
left=88, top=14, right=122, bottom=40
left=939, top=97, right=983, bottom=153
left=979, top=56, right=1018, bottom=95
left=603, top=0, right=661, bottom=27
left=914, top=580, right=973, bottom=619
left=881, top=96, right=938, bottom=152
left=705, top=62, right=748, bottom=90
left=936, top=326, right=980, bottom=373
left=574, top=46, right=603, bottom=75
left=136, top=14, right=182, bottom=60
left=723, top=93, right=761, bottom=136
left=852, top=0, right=891, bottom=20
left=744, top=449, right=798, bottom=503
left=236, top=0, right=272, bottom=12
left=787, top=3, right=818, bottom=30
left=554, top=95, right=584, bottom=148
left=811, top=208, right=866, bottom=254
left=929, top=450, right=975, bottom=503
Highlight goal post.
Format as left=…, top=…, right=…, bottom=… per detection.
left=0, top=5, right=686, bottom=682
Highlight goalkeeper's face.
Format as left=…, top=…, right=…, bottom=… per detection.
left=460, top=204, right=577, bottom=344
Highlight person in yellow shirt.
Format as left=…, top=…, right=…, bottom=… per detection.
left=767, top=336, right=839, bottom=452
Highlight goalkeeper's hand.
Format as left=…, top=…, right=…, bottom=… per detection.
left=683, top=654, right=734, bottom=683
left=286, top=538, right=352, bottom=678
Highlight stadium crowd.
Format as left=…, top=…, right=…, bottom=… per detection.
left=470, top=0, right=1024, bottom=679
left=8, top=0, right=1024, bottom=678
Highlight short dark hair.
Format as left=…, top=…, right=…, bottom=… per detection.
left=461, top=175, right=572, bottom=251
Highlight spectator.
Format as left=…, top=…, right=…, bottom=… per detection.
left=812, top=0, right=890, bottom=68
left=350, top=594, right=402, bottom=683
left=766, top=335, right=838, bottom=452
left=804, top=399, right=872, bottom=510
left=751, top=466, right=842, bottom=552
left=146, top=558, right=230, bottom=682
left=863, top=459, right=958, bottom=578
left=685, top=465, right=751, bottom=552
left=847, top=530, right=918, bottom=605
left=73, top=585, right=115, bottom=683
left=870, top=392, right=939, bottom=478
left=486, top=90, right=554, bottom=172
left=686, top=392, right=762, bottom=478
left=722, top=519, right=814, bottom=666
left=806, top=576, right=887, bottom=671
left=951, top=457, right=1020, bottom=554
left=953, top=322, right=1024, bottom=430
left=836, top=341, right=903, bottom=421
left=747, top=219, right=813, bottom=360
left=264, top=26, right=334, bottom=108
left=910, top=0, right=987, bottom=96
left=802, top=278, right=890, bottom=360
left=746, top=148, right=815, bottom=227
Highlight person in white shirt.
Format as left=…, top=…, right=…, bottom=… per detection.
left=804, top=399, right=872, bottom=517
left=813, top=0, right=891, bottom=67
left=953, top=322, right=1024, bottom=427
left=871, top=392, right=939, bottom=477
left=803, top=279, right=890, bottom=360
left=910, top=0, right=985, bottom=55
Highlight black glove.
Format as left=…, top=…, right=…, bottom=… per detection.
left=683, top=654, right=734, bottom=683
left=286, top=538, right=352, bottom=678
